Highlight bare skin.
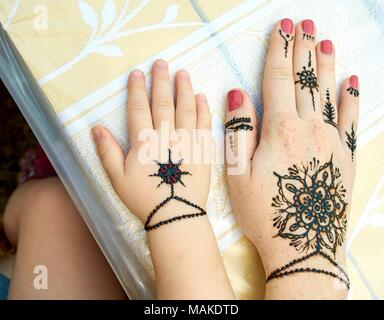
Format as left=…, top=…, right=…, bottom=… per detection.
left=225, top=19, right=358, bottom=299
left=92, top=60, right=234, bottom=299
left=3, top=178, right=126, bottom=300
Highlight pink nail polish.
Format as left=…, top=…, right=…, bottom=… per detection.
left=281, top=18, right=293, bottom=34
left=350, top=75, right=359, bottom=89
left=302, top=19, right=314, bottom=35
left=227, top=90, right=243, bottom=111
left=320, top=40, right=333, bottom=55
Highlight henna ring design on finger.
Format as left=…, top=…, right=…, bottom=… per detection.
left=295, top=51, right=319, bottom=111
left=145, top=149, right=207, bottom=231
left=347, top=87, right=359, bottom=97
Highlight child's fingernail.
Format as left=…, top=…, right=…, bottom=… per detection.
left=302, top=19, right=314, bottom=35
left=131, top=70, right=143, bottom=79
left=320, top=40, right=333, bottom=55
left=350, top=75, right=359, bottom=89
left=227, top=90, right=243, bottom=111
left=155, top=59, right=168, bottom=69
left=92, top=127, right=102, bottom=142
left=178, top=70, right=190, bottom=79
left=197, top=94, right=207, bottom=102
left=281, top=18, right=293, bottom=34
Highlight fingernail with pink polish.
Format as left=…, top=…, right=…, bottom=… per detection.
left=350, top=75, right=359, bottom=89
left=320, top=40, right=333, bottom=55
left=227, top=90, right=243, bottom=111
left=281, top=18, right=293, bottom=34
left=302, top=19, right=314, bottom=35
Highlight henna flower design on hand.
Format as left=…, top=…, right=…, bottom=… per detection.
left=272, top=156, right=347, bottom=255
left=268, top=157, right=350, bottom=289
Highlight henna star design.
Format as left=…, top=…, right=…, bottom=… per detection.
left=145, top=150, right=206, bottom=231
left=295, top=51, right=319, bottom=111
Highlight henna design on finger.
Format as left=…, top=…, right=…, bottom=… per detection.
left=345, top=123, right=357, bottom=161
left=302, top=33, right=315, bottom=42
left=145, top=149, right=206, bottom=231
left=225, top=117, right=253, bottom=132
left=225, top=117, right=253, bottom=152
left=268, top=156, right=350, bottom=288
left=323, top=89, right=338, bottom=128
left=295, top=51, right=319, bottom=111
left=347, top=87, right=359, bottom=97
left=279, top=29, right=294, bottom=58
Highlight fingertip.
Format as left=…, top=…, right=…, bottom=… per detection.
left=318, top=39, right=334, bottom=56
left=196, top=94, right=208, bottom=110
left=196, top=94, right=211, bottom=129
left=128, top=69, right=145, bottom=89
left=177, top=69, right=190, bottom=80
left=92, top=126, right=104, bottom=143
left=153, top=59, right=168, bottom=71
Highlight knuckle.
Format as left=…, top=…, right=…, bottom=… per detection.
left=269, top=66, right=293, bottom=81
left=317, top=61, right=335, bottom=72
left=157, top=98, right=173, bottom=109
left=130, top=101, right=147, bottom=111
left=179, top=104, right=196, bottom=113
left=301, top=41, right=315, bottom=51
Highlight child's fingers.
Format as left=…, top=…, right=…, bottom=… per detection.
left=127, top=70, right=153, bottom=149
left=196, top=94, right=211, bottom=130
left=176, top=70, right=197, bottom=131
left=151, top=59, right=175, bottom=132
left=92, top=126, right=125, bottom=185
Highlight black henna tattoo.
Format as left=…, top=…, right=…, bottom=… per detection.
left=225, top=116, right=251, bottom=128
left=323, top=89, right=338, bottom=128
left=302, top=33, right=315, bottom=42
left=268, top=156, right=350, bottom=288
left=347, top=87, right=359, bottom=97
left=228, top=131, right=235, bottom=152
left=295, top=51, right=319, bottom=111
left=279, top=29, right=293, bottom=58
left=227, top=123, right=253, bottom=132
left=225, top=117, right=253, bottom=152
left=346, top=123, right=357, bottom=161
left=144, top=149, right=206, bottom=231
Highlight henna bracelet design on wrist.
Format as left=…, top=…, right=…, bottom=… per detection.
left=144, top=149, right=206, bottom=231
left=268, top=155, right=350, bottom=289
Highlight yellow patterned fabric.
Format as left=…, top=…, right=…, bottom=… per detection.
left=1, top=0, right=383, bottom=299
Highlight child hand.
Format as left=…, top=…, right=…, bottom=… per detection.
left=92, top=60, right=211, bottom=230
